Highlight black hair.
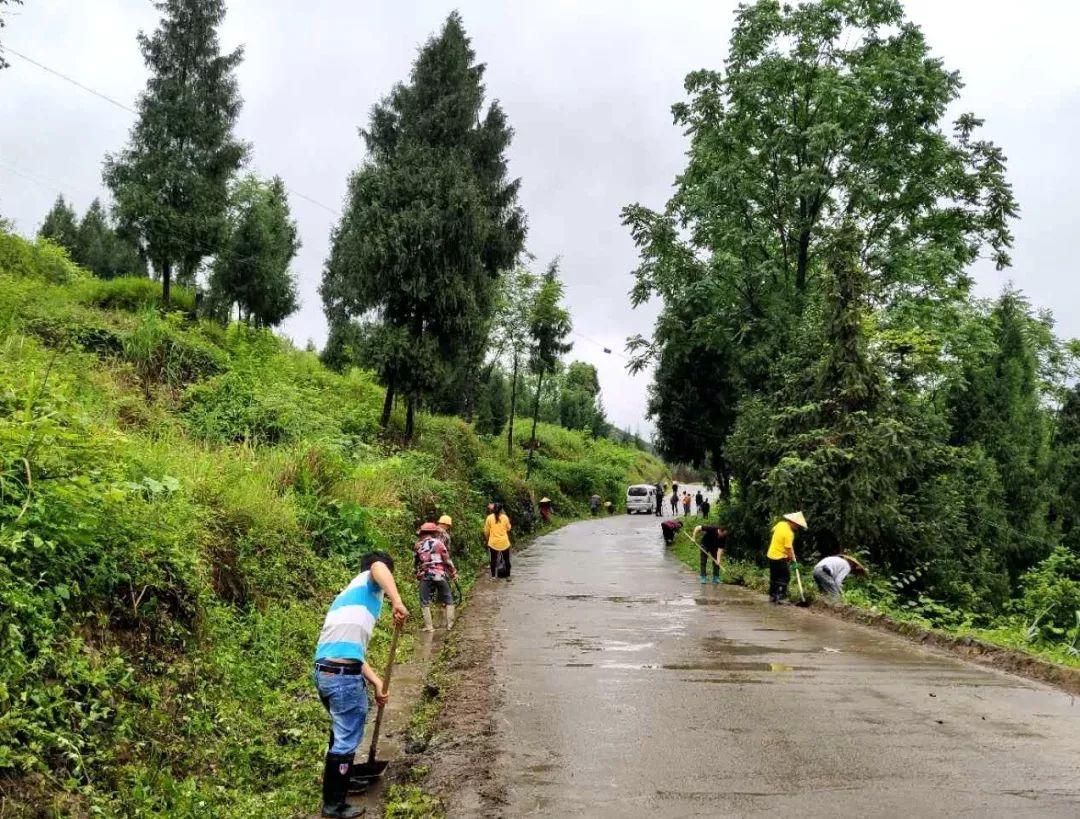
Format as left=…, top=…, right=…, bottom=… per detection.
left=361, top=550, right=395, bottom=574
left=492, top=502, right=504, bottom=518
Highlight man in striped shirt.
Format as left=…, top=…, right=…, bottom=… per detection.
left=314, top=551, right=408, bottom=818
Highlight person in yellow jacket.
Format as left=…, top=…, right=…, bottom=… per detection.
left=483, top=502, right=513, bottom=580
left=766, top=512, right=807, bottom=603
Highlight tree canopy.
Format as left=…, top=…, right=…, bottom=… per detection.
left=321, top=12, right=525, bottom=438
left=103, top=0, right=246, bottom=305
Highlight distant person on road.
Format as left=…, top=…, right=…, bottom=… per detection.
left=693, top=523, right=727, bottom=584
left=766, top=512, right=807, bottom=603
left=670, top=491, right=679, bottom=515
left=701, top=497, right=711, bottom=519
left=660, top=518, right=684, bottom=545
left=654, top=483, right=664, bottom=516
left=590, top=493, right=601, bottom=516
left=484, top=503, right=513, bottom=579
left=682, top=492, right=691, bottom=516
left=313, top=551, right=408, bottom=819
left=605, top=500, right=615, bottom=515
left=413, top=522, right=457, bottom=631
left=695, top=490, right=704, bottom=512
left=539, top=497, right=552, bottom=523
left=812, top=551, right=867, bottom=599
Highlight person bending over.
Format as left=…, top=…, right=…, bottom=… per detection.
left=313, top=551, right=408, bottom=818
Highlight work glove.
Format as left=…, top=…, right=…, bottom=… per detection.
left=790, top=561, right=799, bottom=569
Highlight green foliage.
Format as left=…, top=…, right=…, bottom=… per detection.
left=207, top=175, right=300, bottom=328
left=0, top=221, right=662, bottom=815
left=322, top=12, right=526, bottom=434
left=475, top=367, right=509, bottom=436
left=38, top=194, right=80, bottom=253
left=623, top=0, right=1078, bottom=642
left=78, top=275, right=196, bottom=314
left=103, top=0, right=247, bottom=305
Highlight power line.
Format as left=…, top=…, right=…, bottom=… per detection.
left=6, top=47, right=136, bottom=114
left=5, top=47, right=342, bottom=217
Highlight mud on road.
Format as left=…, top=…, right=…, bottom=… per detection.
left=413, top=514, right=1080, bottom=817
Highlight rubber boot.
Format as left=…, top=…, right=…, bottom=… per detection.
left=322, top=753, right=364, bottom=818
left=712, top=575, right=721, bottom=585
left=445, top=604, right=456, bottom=629
left=421, top=606, right=434, bottom=632
left=699, top=575, right=708, bottom=584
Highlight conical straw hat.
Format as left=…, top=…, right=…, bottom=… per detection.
left=783, top=511, right=808, bottom=529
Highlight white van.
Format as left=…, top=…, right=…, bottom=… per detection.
left=625, top=484, right=657, bottom=514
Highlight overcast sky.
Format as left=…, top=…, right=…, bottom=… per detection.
left=2, top=1, right=1079, bottom=434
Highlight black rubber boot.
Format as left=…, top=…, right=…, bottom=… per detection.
left=322, top=753, right=364, bottom=818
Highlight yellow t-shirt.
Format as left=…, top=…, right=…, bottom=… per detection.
left=766, top=520, right=795, bottom=561
left=484, top=513, right=512, bottom=551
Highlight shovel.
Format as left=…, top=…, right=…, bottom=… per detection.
left=349, top=620, right=403, bottom=790
left=793, top=564, right=811, bottom=607
left=680, top=530, right=723, bottom=578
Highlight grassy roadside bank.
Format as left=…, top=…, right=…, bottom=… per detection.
left=667, top=516, right=1080, bottom=676
left=0, top=231, right=665, bottom=817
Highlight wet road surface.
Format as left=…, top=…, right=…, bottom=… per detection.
left=485, top=513, right=1080, bottom=817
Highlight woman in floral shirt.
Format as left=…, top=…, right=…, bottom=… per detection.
left=414, top=522, right=457, bottom=631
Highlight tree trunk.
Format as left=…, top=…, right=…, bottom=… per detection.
left=507, top=353, right=520, bottom=459
left=405, top=397, right=416, bottom=441
left=525, top=368, right=544, bottom=479
left=162, top=260, right=172, bottom=308
left=380, top=384, right=395, bottom=428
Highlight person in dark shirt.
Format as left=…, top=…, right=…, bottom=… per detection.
left=660, top=518, right=683, bottom=545
left=693, top=524, right=727, bottom=584
left=654, top=483, right=664, bottom=516
left=701, top=497, right=711, bottom=519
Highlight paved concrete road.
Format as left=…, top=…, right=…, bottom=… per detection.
left=487, top=513, right=1080, bottom=817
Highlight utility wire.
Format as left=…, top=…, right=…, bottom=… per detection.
left=5, top=47, right=342, bottom=217
left=5, top=47, right=137, bottom=113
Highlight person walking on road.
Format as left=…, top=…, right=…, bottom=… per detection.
left=484, top=502, right=513, bottom=579
left=313, top=551, right=408, bottom=818
left=590, top=493, right=601, bottom=516
left=695, top=490, right=704, bottom=513
left=813, top=551, right=867, bottom=599
left=654, top=483, right=664, bottom=516
left=539, top=497, right=553, bottom=523
left=766, top=512, right=807, bottom=603
left=701, top=496, right=711, bottom=519
left=670, top=490, right=679, bottom=515
left=414, top=522, right=458, bottom=632
left=681, top=492, right=692, bottom=516
left=693, top=523, right=728, bottom=584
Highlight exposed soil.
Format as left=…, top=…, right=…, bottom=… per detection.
left=395, top=574, right=509, bottom=817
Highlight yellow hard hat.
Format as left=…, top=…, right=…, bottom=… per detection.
left=438, top=514, right=453, bottom=526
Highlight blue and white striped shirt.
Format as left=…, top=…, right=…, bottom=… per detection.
left=314, top=570, right=384, bottom=663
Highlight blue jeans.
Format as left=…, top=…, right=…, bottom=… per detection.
left=313, top=667, right=369, bottom=756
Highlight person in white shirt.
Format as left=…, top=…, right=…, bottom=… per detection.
left=812, top=553, right=867, bottom=599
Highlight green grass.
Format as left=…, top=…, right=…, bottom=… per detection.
left=0, top=230, right=666, bottom=817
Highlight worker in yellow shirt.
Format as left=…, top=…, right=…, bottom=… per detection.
left=766, top=512, right=807, bottom=604
left=483, top=502, right=513, bottom=580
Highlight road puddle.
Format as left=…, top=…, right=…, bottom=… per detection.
left=584, top=661, right=805, bottom=672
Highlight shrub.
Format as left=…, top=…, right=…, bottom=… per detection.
left=79, top=275, right=197, bottom=315
left=123, top=310, right=224, bottom=388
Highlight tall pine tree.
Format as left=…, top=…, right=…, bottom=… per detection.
left=321, top=12, right=525, bottom=439
left=525, top=261, right=572, bottom=477
left=104, top=0, right=246, bottom=306
left=38, top=196, right=80, bottom=255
